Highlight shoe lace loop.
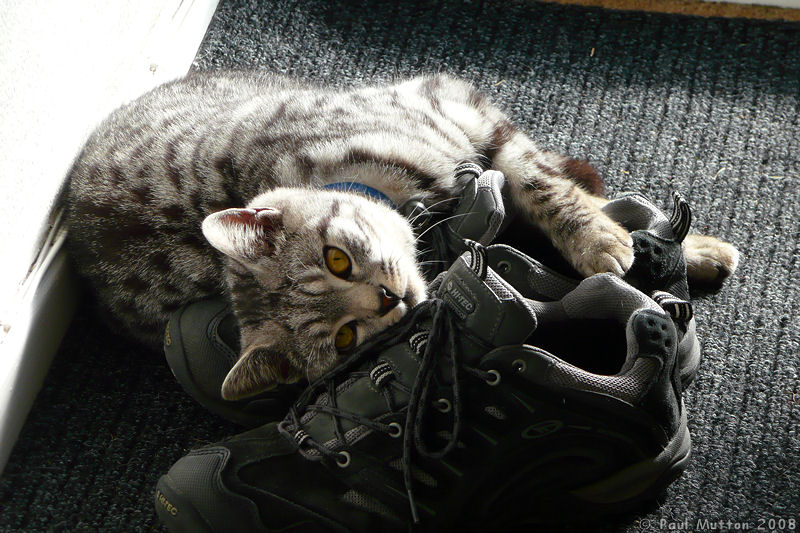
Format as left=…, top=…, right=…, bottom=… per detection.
left=651, top=290, right=694, bottom=322
left=369, top=361, right=395, bottom=388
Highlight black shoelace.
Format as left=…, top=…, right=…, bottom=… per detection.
left=277, top=295, right=493, bottom=524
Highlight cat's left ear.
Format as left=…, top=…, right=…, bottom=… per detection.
left=202, top=207, right=283, bottom=263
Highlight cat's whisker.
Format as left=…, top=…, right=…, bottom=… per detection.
left=408, top=210, right=449, bottom=226
left=414, top=212, right=473, bottom=242
left=415, top=197, right=458, bottom=214
left=427, top=197, right=458, bottom=208
left=407, top=198, right=457, bottom=225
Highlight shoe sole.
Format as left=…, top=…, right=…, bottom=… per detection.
left=478, top=401, right=692, bottom=529
left=567, top=401, right=692, bottom=507
left=155, top=412, right=691, bottom=533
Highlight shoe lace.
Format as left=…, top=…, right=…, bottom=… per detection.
left=277, top=293, right=492, bottom=524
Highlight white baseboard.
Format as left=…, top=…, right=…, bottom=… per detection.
left=0, top=215, right=79, bottom=472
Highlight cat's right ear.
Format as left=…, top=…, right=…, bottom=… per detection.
left=221, top=343, right=303, bottom=400
left=202, top=207, right=283, bottom=263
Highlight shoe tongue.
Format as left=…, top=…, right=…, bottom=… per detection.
left=436, top=241, right=537, bottom=352
left=447, top=167, right=509, bottom=245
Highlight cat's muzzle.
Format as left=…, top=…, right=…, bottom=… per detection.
left=378, top=285, right=401, bottom=316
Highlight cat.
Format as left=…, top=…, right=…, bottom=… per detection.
left=63, top=71, right=739, bottom=400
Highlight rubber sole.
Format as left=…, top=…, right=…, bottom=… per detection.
left=569, top=402, right=691, bottom=507
left=155, top=404, right=692, bottom=532
left=482, top=404, right=692, bottom=531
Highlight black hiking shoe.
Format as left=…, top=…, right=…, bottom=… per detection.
left=155, top=242, right=691, bottom=532
left=409, top=163, right=699, bottom=384
left=489, top=191, right=700, bottom=387
left=164, top=297, right=305, bottom=427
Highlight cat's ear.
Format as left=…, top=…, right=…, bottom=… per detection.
left=202, top=207, right=283, bottom=263
left=221, top=343, right=303, bottom=400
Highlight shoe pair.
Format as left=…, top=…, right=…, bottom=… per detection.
left=156, top=177, right=697, bottom=531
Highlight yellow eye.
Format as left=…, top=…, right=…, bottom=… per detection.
left=324, top=246, right=352, bottom=278
left=334, top=321, right=357, bottom=352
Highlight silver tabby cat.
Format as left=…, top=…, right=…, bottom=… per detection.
left=64, top=71, right=739, bottom=400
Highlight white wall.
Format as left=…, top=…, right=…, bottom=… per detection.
left=0, top=0, right=218, bottom=473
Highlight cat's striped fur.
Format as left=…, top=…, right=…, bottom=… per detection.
left=64, top=71, right=738, bottom=399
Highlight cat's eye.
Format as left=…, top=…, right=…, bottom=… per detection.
left=334, top=321, right=357, bottom=352
left=324, top=246, right=352, bottom=279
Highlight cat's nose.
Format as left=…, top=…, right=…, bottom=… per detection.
left=378, top=285, right=401, bottom=316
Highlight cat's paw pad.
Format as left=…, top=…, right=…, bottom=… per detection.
left=569, top=219, right=634, bottom=277
left=683, top=234, right=740, bottom=285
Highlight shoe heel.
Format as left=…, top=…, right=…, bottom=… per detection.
left=155, top=474, right=215, bottom=533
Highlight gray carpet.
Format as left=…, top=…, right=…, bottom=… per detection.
left=2, top=0, right=799, bottom=531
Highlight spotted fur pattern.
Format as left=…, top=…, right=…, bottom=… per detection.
left=65, top=71, right=734, bottom=398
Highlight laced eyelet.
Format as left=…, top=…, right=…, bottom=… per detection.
left=434, top=398, right=452, bottom=413
left=336, top=450, right=351, bottom=468
left=496, top=260, right=511, bottom=275
left=512, top=359, right=527, bottom=373
left=387, top=422, right=402, bottom=438
left=485, top=369, right=501, bottom=386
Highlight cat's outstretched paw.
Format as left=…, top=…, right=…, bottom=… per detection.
left=568, top=217, right=635, bottom=277
left=683, top=234, right=740, bottom=285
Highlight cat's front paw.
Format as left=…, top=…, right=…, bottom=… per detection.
left=567, top=218, right=635, bottom=277
left=683, top=234, right=740, bottom=285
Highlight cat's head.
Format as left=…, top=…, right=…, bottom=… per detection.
left=202, top=187, right=427, bottom=400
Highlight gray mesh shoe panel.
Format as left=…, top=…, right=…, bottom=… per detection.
left=548, top=357, right=658, bottom=404
left=341, top=490, right=400, bottom=520
left=560, top=274, right=661, bottom=323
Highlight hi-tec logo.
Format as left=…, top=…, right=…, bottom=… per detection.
left=156, top=489, right=178, bottom=516
left=521, top=420, right=563, bottom=440
left=443, top=279, right=474, bottom=319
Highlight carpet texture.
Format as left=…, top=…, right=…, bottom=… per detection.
left=2, top=1, right=799, bottom=531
